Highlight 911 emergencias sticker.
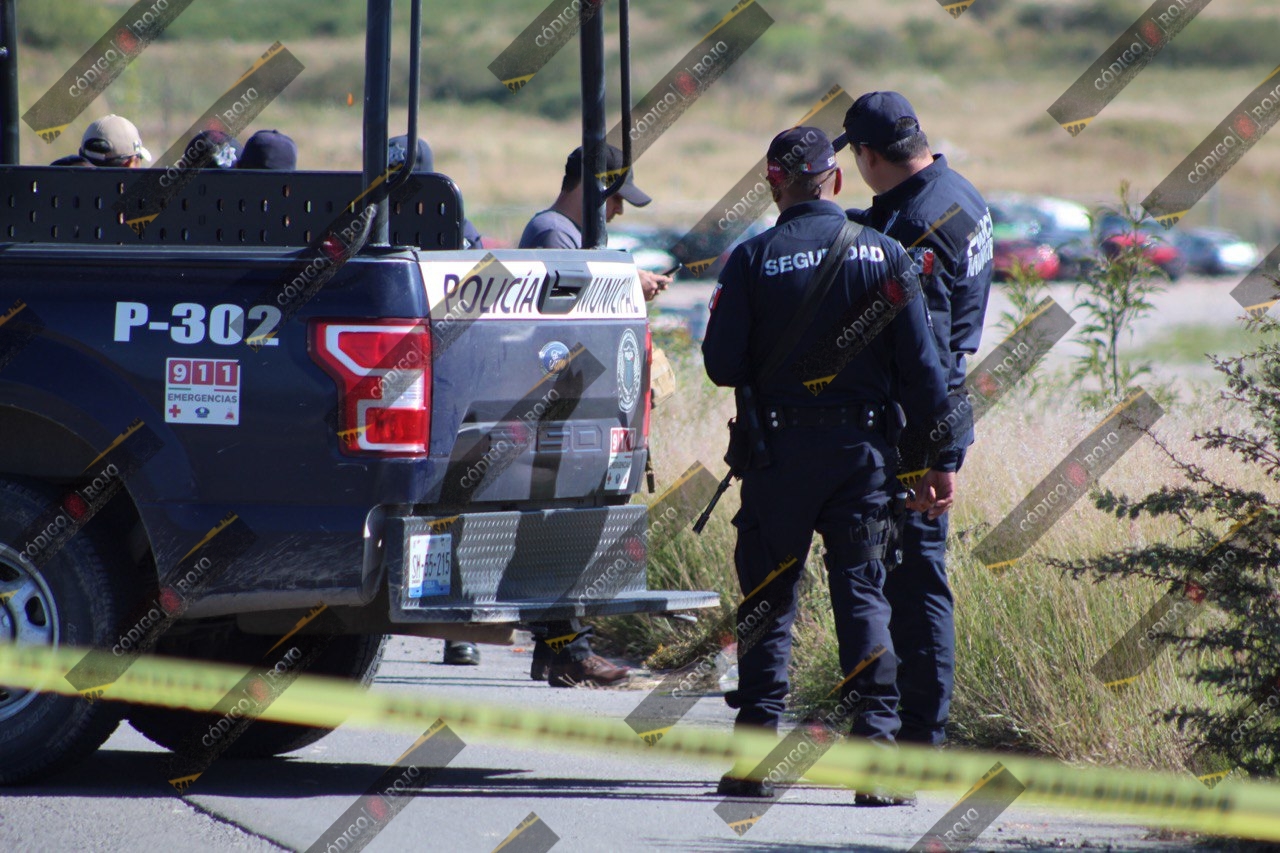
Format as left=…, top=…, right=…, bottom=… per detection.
left=165, top=358, right=241, bottom=425
left=606, top=427, right=635, bottom=491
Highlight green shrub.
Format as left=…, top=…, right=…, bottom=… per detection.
left=1058, top=312, right=1280, bottom=781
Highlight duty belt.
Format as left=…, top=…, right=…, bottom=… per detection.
left=762, top=402, right=884, bottom=432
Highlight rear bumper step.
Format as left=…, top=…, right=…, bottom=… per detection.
left=383, top=505, right=718, bottom=623
left=386, top=590, right=720, bottom=624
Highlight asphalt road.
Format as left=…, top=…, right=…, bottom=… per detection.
left=0, top=635, right=1216, bottom=853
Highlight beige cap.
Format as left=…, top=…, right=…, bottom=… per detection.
left=80, top=115, right=152, bottom=165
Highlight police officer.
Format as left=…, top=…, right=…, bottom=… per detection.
left=235, top=129, right=297, bottom=170
left=702, top=127, right=956, bottom=799
left=841, top=92, right=994, bottom=748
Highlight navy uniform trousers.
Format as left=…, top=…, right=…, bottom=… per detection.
left=884, top=449, right=966, bottom=746
left=731, top=422, right=900, bottom=741
left=883, top=508, right=951, bottom=745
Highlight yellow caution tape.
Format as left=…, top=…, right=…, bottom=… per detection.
left=3, top=643, right=1280, bottom=840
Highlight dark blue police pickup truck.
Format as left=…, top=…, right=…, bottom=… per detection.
left=0, top=0, right=715, bottom=783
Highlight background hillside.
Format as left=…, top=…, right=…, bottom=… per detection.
left=13, top=0, right=1280, bottom=244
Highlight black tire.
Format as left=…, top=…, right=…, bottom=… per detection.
left=127, top=623, right=386, bottom=758
left=0, top=477, right=131, bottom=785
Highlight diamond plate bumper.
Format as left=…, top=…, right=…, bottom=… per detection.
left=384, top=505, right=719, bottom=623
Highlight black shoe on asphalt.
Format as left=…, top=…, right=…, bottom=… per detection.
left=530, top=645, right=552, bottom=681
left=717, top=773, right=775, bottom=798
left=853, top=789, right=916, bottom=807
left=443, top=640, right=480, bottom=666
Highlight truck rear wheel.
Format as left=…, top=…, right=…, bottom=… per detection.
left=0, top=478, right=129, bottom=785
left=127, top=624, right=386, bottom=758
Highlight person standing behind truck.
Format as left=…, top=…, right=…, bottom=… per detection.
left=520, top=144, right=671, bottom=300
left=517, top=143, right=671, bottom=688
left=235, top=129, right=297, bottom=170
left=840, top=91, right=994, bottom=750
left=76, top=115, right=152, bottom=167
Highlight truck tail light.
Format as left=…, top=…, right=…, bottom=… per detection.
left=642, top=325, right=652, bottom=447
left=309, top=320, right=431, bottom=456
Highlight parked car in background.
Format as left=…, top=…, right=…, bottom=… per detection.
left=989, top=194, right=1091, bottom=280
left=1172, top=227, right=1261, bottom=276
left=989, top=198, right=1061, bottom=281
left=992, top=232, right=1060, bottom=281
left=1097, top=214, right=1187, bottom=280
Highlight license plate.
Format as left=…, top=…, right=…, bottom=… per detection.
left=406, top=533, right=452, bottom=599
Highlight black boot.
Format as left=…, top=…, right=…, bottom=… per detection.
left=530, top=641, right=552, bottom=681
left=717, top=773, right=775, bottom=798
left=443, top=640, right=480, bottom=666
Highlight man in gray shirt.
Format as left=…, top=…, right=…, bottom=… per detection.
left=520, top=144, right=672, bottom=300
left=519, top=145, right=671, bottom=687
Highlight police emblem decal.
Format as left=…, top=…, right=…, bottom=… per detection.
left=616, top=329, right=641, bottom=414
left=539, top=341, right=570, bottom=375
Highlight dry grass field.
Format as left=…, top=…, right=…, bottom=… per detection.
left=13, top=0, right=1280, bottom=775
left=630, top=344, right=1276, bottom=773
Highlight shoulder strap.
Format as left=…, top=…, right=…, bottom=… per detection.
left=756, top=219, right=863, bottom=387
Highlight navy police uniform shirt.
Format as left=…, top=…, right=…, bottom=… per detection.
left=702, top=199, right=950, bottom=437
left=853, top=155, right=993, bottom=391
left=851, top=154, right=993, bottom=469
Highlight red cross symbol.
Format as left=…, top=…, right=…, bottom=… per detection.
left=169, top=405, right=181, bottom=418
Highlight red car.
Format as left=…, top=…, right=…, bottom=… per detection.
left=993, top=239, right=1060, bottom=281
left=1098, top=215, right=1186, bottom=280
left=990, top=201, right=1060, bottom=281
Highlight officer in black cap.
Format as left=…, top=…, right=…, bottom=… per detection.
left=702, top=127, right=957, bottom=799
left=183, top=129, right=241, bottom=170
left=840, top=92, right=993, bottom=751
left=236, top=129, right=297, bottom=170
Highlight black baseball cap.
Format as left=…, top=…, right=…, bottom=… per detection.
left=388, top=135, right=434, bottom=173
left=766, top=126, right=836, bottom=186
left=842, top=91, right=922, bottom=150
left=236, top=129, right=297, bottom=170
left=564, top=144, right=652, bottom=207
left=184, top=129, right=241, bottom=170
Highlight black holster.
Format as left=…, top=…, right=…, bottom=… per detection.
left=885, top=488, right=914, bottom=570
left=724, top=384, right=771, bottom=474
left=885, top=401, right=907, bottom=448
